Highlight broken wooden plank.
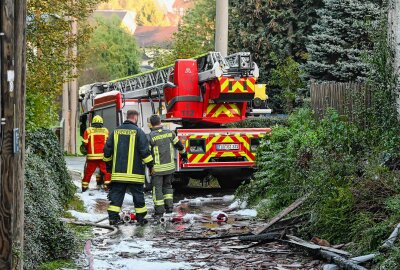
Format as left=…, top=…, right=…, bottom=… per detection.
left=286, top=235, right=350, bottom=256
left=254, top=194, right=309, bottom=235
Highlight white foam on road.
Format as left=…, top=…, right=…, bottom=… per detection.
left=232, top=209, right=257, bottom=217
left=93, top=258, right=192, bottom=270
left=68, top=210, right=107, bottom=223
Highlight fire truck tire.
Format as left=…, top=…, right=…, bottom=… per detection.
left=172, top=175, right=189, bottom=190
left=217, top=176, right=244, bottom=189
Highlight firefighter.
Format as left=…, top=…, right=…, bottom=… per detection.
left=81, top=115, right=111, bottom=192
left=103, top=110, right=154, bottom=226
left=148, top=114, right=187, bottom=216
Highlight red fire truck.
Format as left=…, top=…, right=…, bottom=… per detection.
left=79, top=52, right=270, bottom=189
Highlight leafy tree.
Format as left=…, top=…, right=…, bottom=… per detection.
left=98, top=0, right=170, bottom=26
left=152, top=0, right=215, bottom=67
left=27, top=0, right=104, bottom=130
left=306, top=0, right=380, bottom=81
left=269, top=53, right=305, bottom=113
left=79, top=15, right=141, bottom=84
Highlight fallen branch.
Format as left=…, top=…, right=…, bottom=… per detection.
left=319, top=250, right=368, bottom=270
left=228, top=241, right=266, bottom=250
left=349, top=254, right=376, bottom=264
left=179, top=233, right=252, bottom=241
left=286, top=235, right=350, bottom=256
left=254, top=194, right=310, bottom=235
left=284, top=235, right=368, bottom=270
left=239, top=232, right=282, bottom=242
left=322, top=222, right=400, bottom=270
left=381, top=223, right=400, bottom=249
left=323, top=254, right=376, bottom=270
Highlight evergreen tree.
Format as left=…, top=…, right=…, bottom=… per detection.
left=229, top=0, right=323, bottom=82
left=306, top=0, right=380, bottom=81
left=229, top=0, right=322, bottom=112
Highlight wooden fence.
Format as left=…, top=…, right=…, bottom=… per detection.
left=310, top=81, right=371, bottom=121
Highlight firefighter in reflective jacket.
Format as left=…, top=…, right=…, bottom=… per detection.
left=103, top=110, right=154, bottom=226
left=82, top=115, right=111, bottom=192
left=149, top=115, right=187, bottom=216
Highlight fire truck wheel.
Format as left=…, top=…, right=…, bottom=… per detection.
left=253, top=97, right=262, bottom=108
left=172, top=176, right=189, bottom=191
left=217, top=176, right=244, bottom=189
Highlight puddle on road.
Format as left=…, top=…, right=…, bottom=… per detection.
left=94, top=199, right=109, bottom=213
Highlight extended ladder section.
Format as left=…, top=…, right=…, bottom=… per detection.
left=108, top=52, right=258, bottom=100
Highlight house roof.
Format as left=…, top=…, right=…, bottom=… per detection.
left=134, top=26, right=177, bottom=47
left=166, top=12, right=180, bottom=25
left=172, top=0, right=194, bottom=9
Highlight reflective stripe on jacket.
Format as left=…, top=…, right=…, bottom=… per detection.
left=149, top=127, right=186, bottom=176
left=103, top=120, right=154, bottom=183
left=83, top=127, right=109, bottom=160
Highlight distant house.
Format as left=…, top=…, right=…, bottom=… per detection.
left=172, top=0, right=194, bottom=16
left=134, top=26, right=178, bottom=48
left=93, top=10, right=137, bottom=35
left=156, top=0, right=175, bottom=12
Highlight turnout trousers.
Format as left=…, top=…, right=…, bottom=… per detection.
left=107, top=182, right=147, bottom=222
left=82, top=159, right=111, bottom=189
left=152, top=174, right=174, bottom=215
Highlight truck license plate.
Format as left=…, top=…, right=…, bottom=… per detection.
left=216, top=144, right=239, bottom=151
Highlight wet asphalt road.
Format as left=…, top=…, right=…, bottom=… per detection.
left=65, top=156, right=322, bottom=270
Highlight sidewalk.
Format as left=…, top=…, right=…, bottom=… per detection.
left=65, top=156, right=86, bottom=174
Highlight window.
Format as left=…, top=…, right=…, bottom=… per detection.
left=94, top=106, right=118, bottom=132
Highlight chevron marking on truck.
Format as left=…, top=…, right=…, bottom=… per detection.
left=206, top=104, right=241, bottom=118
left=187, top=133, right=264, bottom=165
left=219, top=77, right=256, bottom=93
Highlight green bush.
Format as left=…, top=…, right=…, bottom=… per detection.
left=24, top=129, right=77, bottom=270
left=226, top=116, right=288, bottom=128
left=237, top=108, right=400, bottom=251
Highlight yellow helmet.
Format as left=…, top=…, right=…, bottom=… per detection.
left=92, top=115, right=103, bottom=124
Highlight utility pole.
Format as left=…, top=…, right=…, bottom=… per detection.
left=215, top=0, right=229, bottom=57
left=388, top=0, right=400, bottom=112
left=389, top=0, right=400, bottom=114
left=70, top=17, right=78, bottom=155
left=62, top=12, right=78, bottom=155
left=0, top=0, right=26, bottom=269
left=62, top=81, right=70, bottom=152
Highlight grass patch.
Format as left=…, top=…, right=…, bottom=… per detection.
left=67, top=195, right=86, bottom=212
left=39, top=259, right=75, bottom=270
left=67, top=224, right=92, bottom=240
left=64, top=195, right=93, bottom=240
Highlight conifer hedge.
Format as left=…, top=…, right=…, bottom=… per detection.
left=24, top=129, right=77, bottom=270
